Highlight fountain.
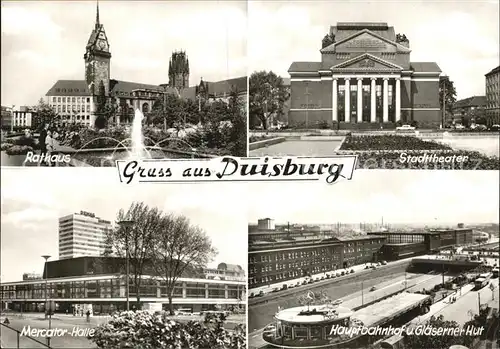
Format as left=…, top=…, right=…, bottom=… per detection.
left=130, top=109, right=148, bottom=159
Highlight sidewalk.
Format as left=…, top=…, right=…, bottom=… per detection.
left=408, top=283, right=475, bottom=325
left=249, top=257, right=415, bottom=296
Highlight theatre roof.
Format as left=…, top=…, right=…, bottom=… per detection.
left=409, top=62, right=442, bottom=73
left=331, top=22, right=396, bottom=42
left=288, top=62, right=322, bottom=73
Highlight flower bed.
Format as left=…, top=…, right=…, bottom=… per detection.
left=344, top=150, right=499, bottom=170
left=89, top=310, right=246, bottom=349
left=249, top=134, right=277, bottom=143
left=340, top=134, right=451, bottom=151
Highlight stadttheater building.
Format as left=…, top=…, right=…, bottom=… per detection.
left=288, top=22, right=442, bottom=129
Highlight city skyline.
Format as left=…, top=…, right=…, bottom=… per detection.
left=249, top=0, right=499, bottom=100
left=0, top=168, right=248, bottom=282
left=247, top=170, right=499, bottom=226
left=1, top=0, right=247, bottom=106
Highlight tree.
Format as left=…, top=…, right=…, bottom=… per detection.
left=94, top=81, right=107, bottom=129
left=322, top=33, right=336, bottom=49
left=440, top=76, right=457, bottom=124
left=105, top=202, right=163, bottom=309
left=405, top=315, right=462, bottom=349
left=32, top=98, right=60, bottom=130
left=226, top=89, right=247, bottom=157
left=150, top=214, right=217, bottom=315
left=249, top=71, right=290, bottom=130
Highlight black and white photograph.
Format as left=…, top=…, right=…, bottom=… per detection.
left=248, top=1, right=499, bottom=170
left=0, top=168, right=247, bottom=348
left=247, top=171, right=499, bottom=349
left=1, top=0, right=247, bottom=167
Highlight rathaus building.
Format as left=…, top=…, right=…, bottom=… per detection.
left=288, top=22, right=442, bottom=129
left=44, top=3, right=246, bottom=128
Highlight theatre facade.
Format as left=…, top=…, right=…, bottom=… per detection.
left=288, top=22, right=442, bottom=129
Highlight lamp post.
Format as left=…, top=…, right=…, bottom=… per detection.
left=41, top=255, right=51, bottom=347
left=118, top=220, right=135, bottom=311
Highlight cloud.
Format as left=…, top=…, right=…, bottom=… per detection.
left=1, top=6, right=63, bottom=38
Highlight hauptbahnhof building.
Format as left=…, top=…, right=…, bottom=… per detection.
left=248, top=219, right=473, bottom=289
left=288, top=22, right=442, bottom=129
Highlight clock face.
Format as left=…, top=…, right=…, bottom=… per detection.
left=98, top=40, right=106, bottom=50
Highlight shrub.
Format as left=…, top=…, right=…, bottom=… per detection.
left=1, top=142, right=13, bottom=151
left=5, top=145, right=33, bottom=155
left=317, top=120, right=329, bottom=129
left=14, top=136, right=39, bottom=149
left=89, top=310, right=246, bottom=349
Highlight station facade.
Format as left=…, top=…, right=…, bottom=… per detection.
left=288, top=22, right=442, bottom=129
left=248, top=222, right=473, bottom=289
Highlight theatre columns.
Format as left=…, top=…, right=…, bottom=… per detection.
left=383, top=77, right=389, bottom=123
left=395, top=77, right=401, bottom=122
left=344, top=79, right=350, bottom=123
left=357, top=78, right=363, bottom=123
left=370, top=78, right=377, bottom=123
left=332, top=78, right=338, bottom=122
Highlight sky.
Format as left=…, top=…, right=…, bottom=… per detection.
left=0, top=168, right=248, bottom=282
left=1, top=0, right=247, bottom=107
left=247, top=170, right=499, bottom=226
left=248, top=0, right=500, bottom=100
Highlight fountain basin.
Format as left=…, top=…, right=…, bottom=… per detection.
left=68, top=146, right=216, bottom=167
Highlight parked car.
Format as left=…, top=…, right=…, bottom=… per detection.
left=281, top=284, right=288, bottom=290
left=370, top=286, right=377, bottom=292
left=490, top=124, right=500, bottom=131
left=396, top=124, right=416, bottom=131
left=249, top=293, right=255, bottom=299
left=454, top=124, right=466, bottom=130
left=272, top=288, right=279, bottom=293
left=381, top=260, right=388, bottom=265
left=471, top=124, right=488, bottom=131
left=350, top=269, right=355, bottom=274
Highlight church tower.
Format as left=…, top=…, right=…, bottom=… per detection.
left=168, top=51, right=189, bottom=89
left=84, top=1, right=111, bottom=96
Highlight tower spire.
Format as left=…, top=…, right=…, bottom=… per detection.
left=95, top=0, right=100, bottom=28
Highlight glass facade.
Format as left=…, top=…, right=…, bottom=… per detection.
left=1, top=277, right=244, bottom=302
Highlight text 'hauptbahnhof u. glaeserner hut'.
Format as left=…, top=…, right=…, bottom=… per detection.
left=288, top=22, right=442, bottom=129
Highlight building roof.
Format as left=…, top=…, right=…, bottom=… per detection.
left=217, top=263, right=243, bottom=273
left=206, top=76, right=247, bottom=96
left=409, top=62, right=442, bottom=73
left=331, top=22, right=396, bottom=42
left=46, top=77, right=246, bottom=100
left=288, top=62, right=322, bottom=73
left=486, top=66, right=500, bottom=77
left=45, top=80, right=91, bottom=96
left=453, top=96, right=487, bottom=109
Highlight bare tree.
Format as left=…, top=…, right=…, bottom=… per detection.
left=105, top=202, right=162, bottom=309
left=151, top=214, right=217, bottom=314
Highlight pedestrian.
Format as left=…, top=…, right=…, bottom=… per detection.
left=86, top=310, right=90, bottom=323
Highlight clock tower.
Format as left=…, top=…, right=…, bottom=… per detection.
left=84, top=1, right=111, bottom=96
